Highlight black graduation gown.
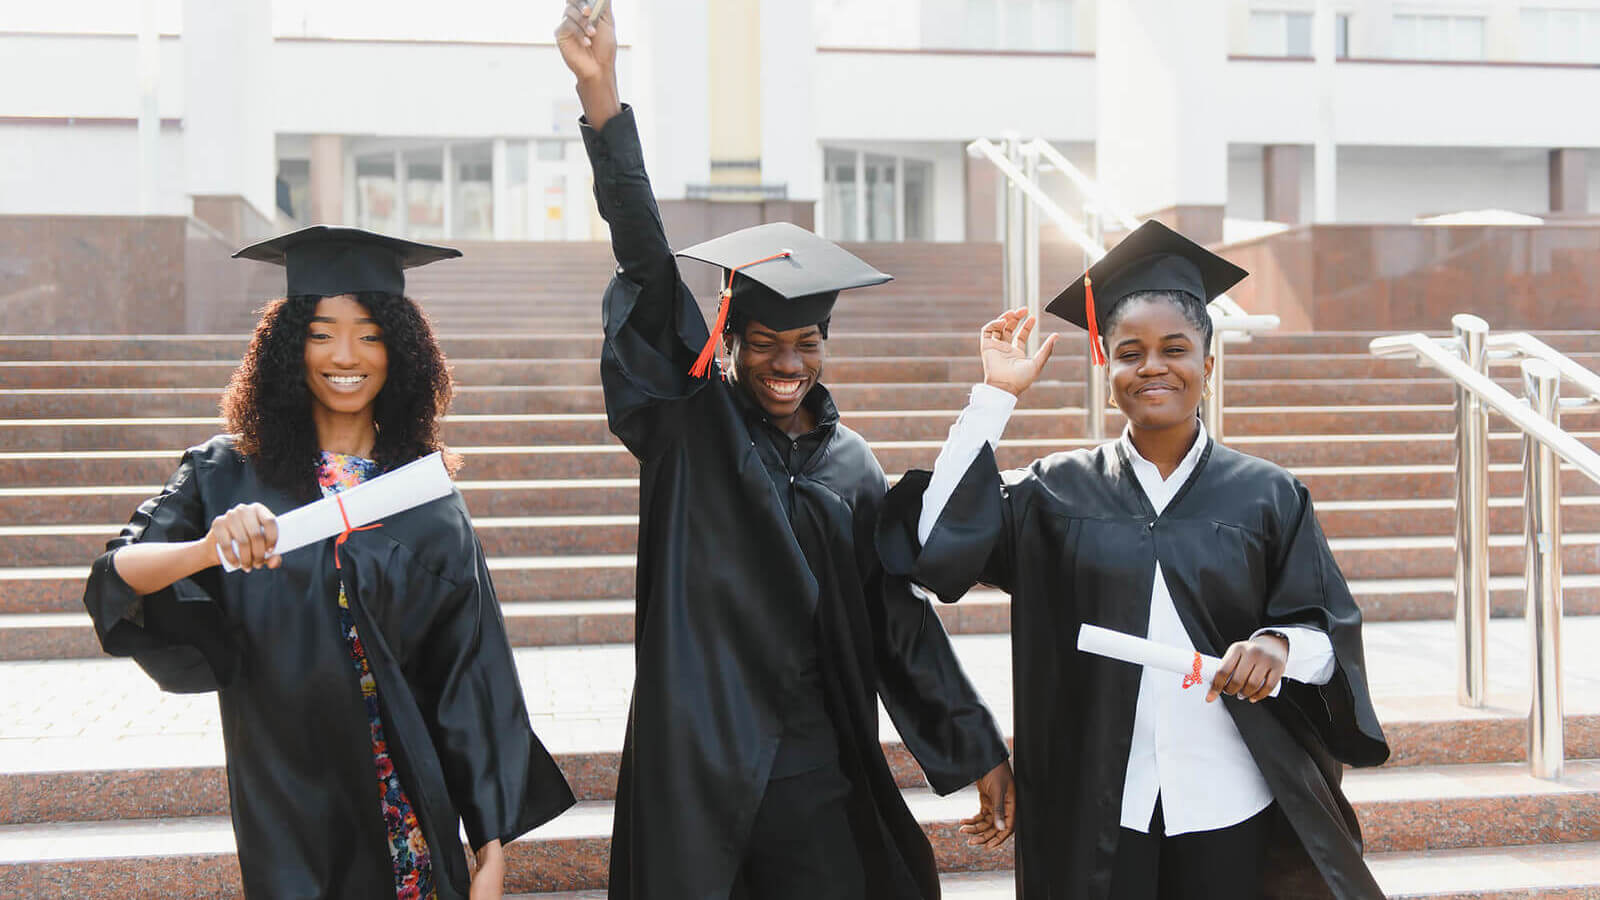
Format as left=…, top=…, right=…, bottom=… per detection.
left=584, top=107, right=1009, bottom=900
left=876, top=438, right=1391, bottom=900
left=82, top=436, right=575, bottom=900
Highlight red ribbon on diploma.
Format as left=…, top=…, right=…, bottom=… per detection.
left=332, top=493, right=382, bottom=570
left=1181, top=651, right=1203, bottom=690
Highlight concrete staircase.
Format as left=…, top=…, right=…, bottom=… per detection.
left=2, top=240, right=1599, bottom=896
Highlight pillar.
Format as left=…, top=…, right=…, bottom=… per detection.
left=182, top=0, right=274, bottom=228
left=1096, top=0, right=1228, bottom=245
left=1263, top=145, right=1303, bottom=224
left=1550, top=149, right=1589, bottom=215
left=308, top=135, right=344, bottom=224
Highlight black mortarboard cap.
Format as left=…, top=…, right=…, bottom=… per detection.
left=675, top=222, right=892, bottom=376
left=233, top=225, right=462, bottom=298
left=1044, top=220, right=1247, bottom=364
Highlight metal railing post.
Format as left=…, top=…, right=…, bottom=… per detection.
left=1002, top=134, right=1024, bottom=315
left=1453, top=314, right=1491, bottom=708
left=1022, top=146, right=1041, bottom=354
left=1204, top=329, right=1225, bottom=441
left=1084, top=208, right=1106, bottom=441
left=1522, top=358, right=1565, bottom=780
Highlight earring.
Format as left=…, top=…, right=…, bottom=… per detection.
left=1201, top=380, right=1213, bottom=400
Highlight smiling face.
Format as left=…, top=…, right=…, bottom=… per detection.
left=1105, top=294, right=1213, bottom=433
left=303, top=294, right=388, bottom=419
left=724, top=319, right=825, bottom=424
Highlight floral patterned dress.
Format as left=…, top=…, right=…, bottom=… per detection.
left=319, top=451, right=437, bottom=900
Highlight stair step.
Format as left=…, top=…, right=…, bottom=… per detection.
left=4, top=764, right=1600, bottom=895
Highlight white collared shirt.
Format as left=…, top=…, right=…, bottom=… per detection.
left=919, top=384, right=1336, bottom=835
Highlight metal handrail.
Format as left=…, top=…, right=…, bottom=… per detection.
left=1370, top=334, right=1600, bottom=481
left=968, top=135, right=1279, bottom=441
left=967, top=138, right=1104, bottom=259
left=1487, top=332, right=1600, bottom=404
left=1023, top=139, right=1141, bottom=233
left=1371, top=324, right=1600, bottom=780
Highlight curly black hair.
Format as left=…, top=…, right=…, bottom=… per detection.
left=221, top=292, right=460, bottom=501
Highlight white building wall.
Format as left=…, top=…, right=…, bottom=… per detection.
left=0, top=124, right=188, bottom=215
left=0, top=33, right=184, bottom=118
left=813, top=51, right=1094, bottom=143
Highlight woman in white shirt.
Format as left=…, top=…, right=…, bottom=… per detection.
left=875, top=221, right=1388, bottom=898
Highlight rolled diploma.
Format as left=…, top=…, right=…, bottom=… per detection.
left=1077, top=623, right=1279, bottom=697
left=217, top=452, right=453, bottom=572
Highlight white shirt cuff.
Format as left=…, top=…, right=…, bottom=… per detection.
left=1255, top=625, right=1336, bottom=686
left=916, top=384, right=1017, bottom=544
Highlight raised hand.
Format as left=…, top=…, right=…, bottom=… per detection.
left=555, top=0, right=617, bottom=86
left=981, top=307, right=1058, bottom=397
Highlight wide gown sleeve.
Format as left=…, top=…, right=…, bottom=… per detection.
left=1263, top=482, right=1390, bottom=768
left=81, top=448, right=236, bottom=693
left=877, top=442, right=1018, bottom=602
left=872, top=570, right=1011, bottom=794
left=412, top=538, right=576, bottom=850
left=583, top=105, right=712, bottom=458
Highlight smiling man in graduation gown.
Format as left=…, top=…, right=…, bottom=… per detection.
left=876, top=222, right=1390, bottom=898
left=556, top=5, right=1012, bottom=899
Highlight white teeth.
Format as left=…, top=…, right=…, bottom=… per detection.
left=328, top=375, right=366, bottom=385
left=763, top=379, right=803, bottom=397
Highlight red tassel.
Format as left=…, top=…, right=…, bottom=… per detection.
left=332, top=493, right=382, bottom=570
left=688, top=283, right=733, bottom=379
left=1084, top=274, right=1107, bottom=367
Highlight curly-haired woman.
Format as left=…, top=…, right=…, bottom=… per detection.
left=83, top=226, right=574, bottom=900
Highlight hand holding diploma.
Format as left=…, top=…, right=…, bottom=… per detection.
left=216, top=452, right=454, bottom=572
left=1077, top=624, right=1283, bottom=702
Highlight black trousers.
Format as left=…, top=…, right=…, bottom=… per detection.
left=730, top=762, right=866, bottom=900
left=1108, top=799, right=1273, bottom=900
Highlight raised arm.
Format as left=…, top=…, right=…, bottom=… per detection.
left=557, top=1, right=673, bottom=296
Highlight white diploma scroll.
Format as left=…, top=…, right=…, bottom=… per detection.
left=217, top=452, right=454, bottom=572
left=1076, top=623, right=1279, bottom=698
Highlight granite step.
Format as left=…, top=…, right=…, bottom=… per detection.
left=523, top=844, right=1600, bottom=900
left=2, top=463, right=1594, bottom=529
left=5, top=405, right=1599, bottom=451
left=11, top=353, right=1597, bottom=390
left=12, top=330, right=1594, bottom=361
left=5, top=572, right=1600, bottom=657
left=3, top=762, right=1599, bottom=896
left=7, top=506, right=1600, bottom=575
left=7, top=537, right=1600, bottom=616
left=4, top=694, right=1596, bottom=825
left=0, top=379, right=1561, bottom=418
left=4, top=431, right=1597, bottom=486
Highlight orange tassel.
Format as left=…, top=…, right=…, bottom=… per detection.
left=689, top=281, right=734, bottom=379
left=1084, top=274, right=1107, bottom=367
left=686, top=250, right=794, bottom=379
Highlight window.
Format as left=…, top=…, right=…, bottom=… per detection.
left=1250, top=11, right=1312, bottom=56
left=918, top=0, right=1075, bottom=52
left=823, top=149, right=938, bottom=242
left=1521, top=8, right=1600, bottom=62
left=276, top=159, right=310, bottom=221
left=1391, top=14, right=1485, bottom=60
left=1248, top=10, right=1351, bottom=57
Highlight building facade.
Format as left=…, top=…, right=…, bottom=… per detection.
left=3, top=0, right=1598, bottom=246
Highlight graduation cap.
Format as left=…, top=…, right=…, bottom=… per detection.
left=675, top=222, right=893, bottom=378
left=234, top=225, right=462, bottom=298
left=1045, top=220, right=1247, bottom=366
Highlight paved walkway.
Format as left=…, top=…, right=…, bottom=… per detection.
left=3, top=618, right=1597, bottom=774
